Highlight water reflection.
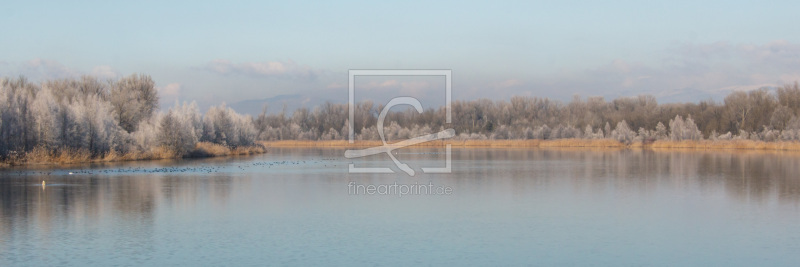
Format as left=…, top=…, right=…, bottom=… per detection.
left=0, top=149, right=799, bottom=265
left=0, top=169, right=236, bottom=263
left=450, top=149, right=800, bottom=204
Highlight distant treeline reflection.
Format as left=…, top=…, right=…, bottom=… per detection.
left=1, top=150, right=798, bottom=242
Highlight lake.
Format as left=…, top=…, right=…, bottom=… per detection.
left=1, top=148, right=800, bottom=266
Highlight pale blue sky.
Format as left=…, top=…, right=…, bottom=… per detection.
left=3, top=0, right=800, bottom=109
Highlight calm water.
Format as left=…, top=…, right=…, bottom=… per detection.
left=1, top=148, right=800, bottom=266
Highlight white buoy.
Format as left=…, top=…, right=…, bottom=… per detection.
left=42, top=180, right=46, bottom=187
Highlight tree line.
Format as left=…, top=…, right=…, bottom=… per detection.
left=4, top=74, right=800, bottom=161
left=254, top=83, right=800, bottom=144
left=0, top=75, right=256, bottom=159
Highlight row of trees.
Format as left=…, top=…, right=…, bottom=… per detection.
left=0, top=75, right=256, bottom=158
left=4, top=74, right=800, bottom=159
left=254, top=83, right=800, bottom=144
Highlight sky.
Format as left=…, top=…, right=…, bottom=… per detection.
left=2, top=0, right=800, bottom=111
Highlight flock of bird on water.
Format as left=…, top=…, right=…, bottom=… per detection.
left=2, top=158, right=341, bottom=188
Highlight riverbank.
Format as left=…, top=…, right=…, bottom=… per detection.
left=261, top=139, right=800, bottom=151
left=0, top=142, right=267, bottom=167
left=6, top=138, right=800, bottom=167
left=261, top=139, right=624, bottom=148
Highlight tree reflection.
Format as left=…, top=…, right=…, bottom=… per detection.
left=0, top=172, right=235, bottom=256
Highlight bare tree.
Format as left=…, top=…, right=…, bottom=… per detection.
left=724, top=91, right=753, bottom=132
left=110, top=74, right=158, bottom=132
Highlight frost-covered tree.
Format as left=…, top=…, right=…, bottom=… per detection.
left=8, top=73, right=800, bottom=160
left=81, top=94, right=122, bottom=154
left=654, top=122, right=667, bottom=140
left=172, top=101, right=203, bottom=141
left=718, top=131, right=733, bottom=140
left=202, top=104, right=257, bottom=147
left=551, top=124, right=580, bottom=139
left=637, top=127, right=650, bottom=141
left=669, top=115, right=702, bottom=141
left=770, top=105, right=793, bottom=130
left=684, top=116, right=703, bottom=140
left=584, top=125, right=594, bottom=139
left=158, top=110, right=197, bottom=156
left=759, top=126, right=781, bottom=142
left=320, top=128, right=341, bottom=140
left=132, top=115, right=160, bottom=151
left=611, top=120, right=635, bottom=144
left=1, top=77, right=39, bottom=152
left=583, top=124, right=604, bottom=139
left=31, top=87, right=60, bottom=148
left=532, top=125, right=551, bottom=139
left=1, top=75, right=268, bottom=160
left=110, top=74, right=158, bottom=133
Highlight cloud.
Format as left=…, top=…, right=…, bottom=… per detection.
left=19, top=58, right=79, bottom=80
left=521, top=40, right=800, bottom=102
left=158, top=83, right=181, bottom=97
left=90, top=65, right=119, bottom=80
left=354, top=80, right=400, bottom=91
left=156, top=82, right=182, bottom=107
left=353, top=79, right=436, bottom=95
left=716, top=83, right=779, bottom=93
left=204, top=59, right=317, bottom=80
left=0, top=59, right=124, bottom=82
left=380, top=80, right=399, bottom=88
left=492, top=79, right=523, bottom=89
left=326, top=82, right=346, bottom=89
left=739, top=40, right=800, bottom=68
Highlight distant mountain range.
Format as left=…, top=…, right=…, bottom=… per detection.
left=228, top=94, right=330, bottom=116
left=228, top=88, right=729, bottom=116
left=648, top=87, right=724, bottom=103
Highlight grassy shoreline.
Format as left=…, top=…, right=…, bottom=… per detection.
left=5, top=139, right=800, bottom=168
left=261, top=139, right=624, bottom=148
left=261, top=139, right=800, bottom=151
left=1, top=142, right=267, bottom=168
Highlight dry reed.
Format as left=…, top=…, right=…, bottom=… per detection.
left=648, top=139, right=800, bottom=151
left=261, top=138, right=625, bottom=148
left=260, top=138, right=800, bottom=151
left=6, top=138, right=800, bottom=167
left=2, top=142, right=267, bottom=167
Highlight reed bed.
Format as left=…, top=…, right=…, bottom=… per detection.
left=261, top=138, right=800, bottom=151
left=539, top=138, right=625, bottom=148
left=262, top=138, right=625, bottom=148
left=2, top=142, right=267, bottom=166
left=6, top=138, right=800, bottom=167
left=649, top=140, right=800, bottom=151
left=260, top=140, right=455, bottom=148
